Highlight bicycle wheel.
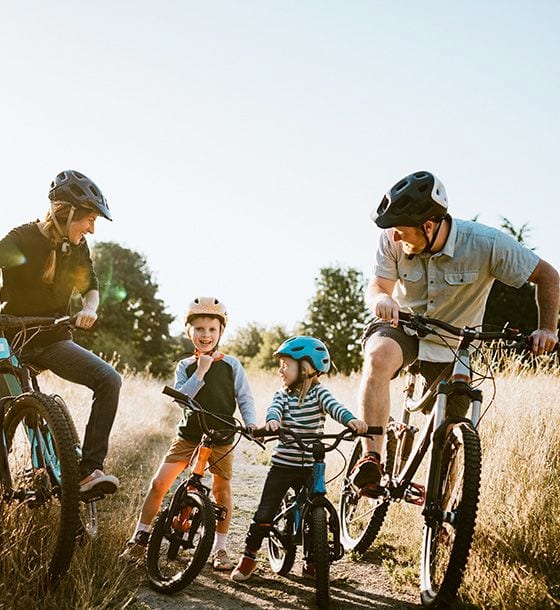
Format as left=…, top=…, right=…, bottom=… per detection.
left=339, top=429, right=396, bottom=554
left=267, top=491, right=296, bottom=576
left=51, top=394, right=98, bottom=539
left=3, top=392, right=81, bottom=584
left=420, top=422, right=481, bottom=607
left=146, top=489, right=216, bottom=593
left=310, top=506, right=330, bottom=610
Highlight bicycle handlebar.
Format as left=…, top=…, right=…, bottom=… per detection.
left=162, top=385, right=265, bottom=448
left=398, top=311, right=559, bottom=349
left=0, top=314, right=74, bottom=330
left=250, top=425, right=383, bottom=453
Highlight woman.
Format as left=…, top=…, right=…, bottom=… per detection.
left=0, top=169, right=121, bottom=496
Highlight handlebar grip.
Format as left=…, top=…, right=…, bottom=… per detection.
left=250, top=426, right=277, bottom=438
left=366, top=426, right=384, bottom=435
left=162, top=385, right=196, bottom=406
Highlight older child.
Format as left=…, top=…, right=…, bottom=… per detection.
left=231, top=336, right=367, bottom=581
left=121, top=297, right=257, bottom=570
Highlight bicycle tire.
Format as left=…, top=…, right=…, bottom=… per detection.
left=339, top=429, right=396, bottom=554
left=310, top=506, right=330, bottom=610
left=267, top=491, right=297, bottom=575
left=146, top=490, right=216, bottom=593
left=420, top=422, right=481, bottom=607
left=3, top=392, right=81, bottom=584
left=51, top=394, right=98, bottom=539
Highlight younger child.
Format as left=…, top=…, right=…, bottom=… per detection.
left=231, top=336, right=367, bottom=581
left=121, top=297, right=257, bottom=570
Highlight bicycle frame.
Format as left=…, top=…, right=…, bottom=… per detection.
left=270, top=441, right=343, bottom=562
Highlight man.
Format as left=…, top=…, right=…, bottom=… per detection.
left=352, top=170, right=559, bottom=495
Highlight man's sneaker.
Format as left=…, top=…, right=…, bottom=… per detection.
left=213, top=548, right=234, bottom=571
left=231, top=554, right=257, bottom=581
left=302, top=561, right=315, bottom=577
left=350, top=454, right=383, bottom=497
left=119, top=531, right=150, bottom=563
left=80, top=469, right=119, bottom=496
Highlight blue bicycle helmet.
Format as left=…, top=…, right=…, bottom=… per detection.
left=274, top=336, right=331, bottom=374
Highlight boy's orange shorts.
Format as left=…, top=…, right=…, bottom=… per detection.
left=163, top=436, right=234, bottom=480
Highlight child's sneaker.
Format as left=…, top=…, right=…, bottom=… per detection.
left=119, top=530, right=150, bottom=563
left=213, top=548, right=234, bottom=571
left=231, top=554, right=257, bottom=581
left=302, top=561, right=315, bottom=577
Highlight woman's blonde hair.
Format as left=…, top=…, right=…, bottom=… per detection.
left=41, top=202, right=92, bottom=284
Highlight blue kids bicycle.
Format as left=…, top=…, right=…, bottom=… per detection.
left=257, top=426, right=380, bottom=610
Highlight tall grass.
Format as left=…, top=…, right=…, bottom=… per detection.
left=1, top=360, right=558, bottom=609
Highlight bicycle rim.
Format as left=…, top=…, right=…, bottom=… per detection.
left=310, top=506, right=330, bottom=609
left=339, top=434, right=395, bottom=554
left=3, top=392, right=81, bottom=585
left=146, top=491, right=216, bottom=593
left=267, top=493, right=296, bottom=576
left=420, top=422, right=481, bottom=607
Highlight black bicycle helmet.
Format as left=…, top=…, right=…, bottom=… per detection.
left=372, top=171, right=448, bottom=228
left=49, top=170, right=112, bottom=220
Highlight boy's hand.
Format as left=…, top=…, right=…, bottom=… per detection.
left=348, top=418, right=368, bottom=434
left=196, top=354, right=213, bottom=379
left=265, top=420, right=280, bottom=432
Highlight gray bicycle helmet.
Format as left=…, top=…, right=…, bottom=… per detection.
left=49, top=170, right=112, bottom=221
left=373, top=171, right=447, bottom=228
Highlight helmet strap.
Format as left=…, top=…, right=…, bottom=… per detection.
left=421, top=218, right=444, bottom=254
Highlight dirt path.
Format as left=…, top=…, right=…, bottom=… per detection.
left=132, top=439, right=421, bottom=610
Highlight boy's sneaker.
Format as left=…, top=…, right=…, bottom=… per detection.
left=213, top=548, right=234, bottom=571
left=80, top=469, right=119, bottom=496
left=119, top=531, right=150, bottom=563
left=350, top=455, right=383, bottom=497
left=231, top=554, right=257, bottom=581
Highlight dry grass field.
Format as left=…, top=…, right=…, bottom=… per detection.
left=0, top=358, right=558, bottom=609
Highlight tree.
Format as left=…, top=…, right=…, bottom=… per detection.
left=253, top=325, right=290, bottom=370
left=221, top=322, right=265, bottom=368
left=483, top=218, right=538, bottom=333
left=300, top=266, right=368, bottom=375
left=73, top=242, right=175, bottom=377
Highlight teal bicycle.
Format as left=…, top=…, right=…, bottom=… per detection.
left=0, top=314, right=97, bottom=585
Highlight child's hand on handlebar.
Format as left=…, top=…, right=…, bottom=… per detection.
left=265, top=419, right=280, bottom=432
left=348, top=418, right=369, bottom=434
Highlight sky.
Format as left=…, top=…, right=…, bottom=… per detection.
left=1, top=1, right=559, bottom=338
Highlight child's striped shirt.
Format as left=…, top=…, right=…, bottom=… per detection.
left=266, top=383, right=356, bottom=468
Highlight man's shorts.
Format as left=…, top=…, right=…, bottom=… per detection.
left=361, top=320, right=469, bottom=417
left=163, top=436, right=234, bottom=480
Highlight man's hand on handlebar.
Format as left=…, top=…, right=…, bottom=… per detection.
left=374, top=294, right=400, bottom=328
left=530, top=328, right=559, bottom=356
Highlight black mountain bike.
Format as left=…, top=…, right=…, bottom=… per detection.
left=256, top=426, right=380, bottom=610
left=339, top=311, right=556, bottom=607
left=145, top=385, right=265, bottom=594
left=0, top=314, right=98, bottom=585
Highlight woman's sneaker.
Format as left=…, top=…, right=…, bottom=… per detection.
left=231, top=554, right=257, bottom=581
left=80, top=469, right=119, bottom=496
left=119, top=531, right=150, bottom=563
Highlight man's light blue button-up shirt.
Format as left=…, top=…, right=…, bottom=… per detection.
left=374, top=218, right=540, bottom=361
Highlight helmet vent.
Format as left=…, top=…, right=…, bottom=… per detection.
left=70, top=185, right=86, bottom=197
left=395, top=180, right=409, bottom=193
left=292, top=346, right=305, bottom=352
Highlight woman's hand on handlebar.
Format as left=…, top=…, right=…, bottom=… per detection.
left=74, top=308, right=97, bottom=329
left=348, top=418, right=368, bottom=434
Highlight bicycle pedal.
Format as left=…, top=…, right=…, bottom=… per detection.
left=212, top=502, right=228, bottom=521
left=80, top=490, right=106, bottom=503
left=404, top=482, right=425, bottom=506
